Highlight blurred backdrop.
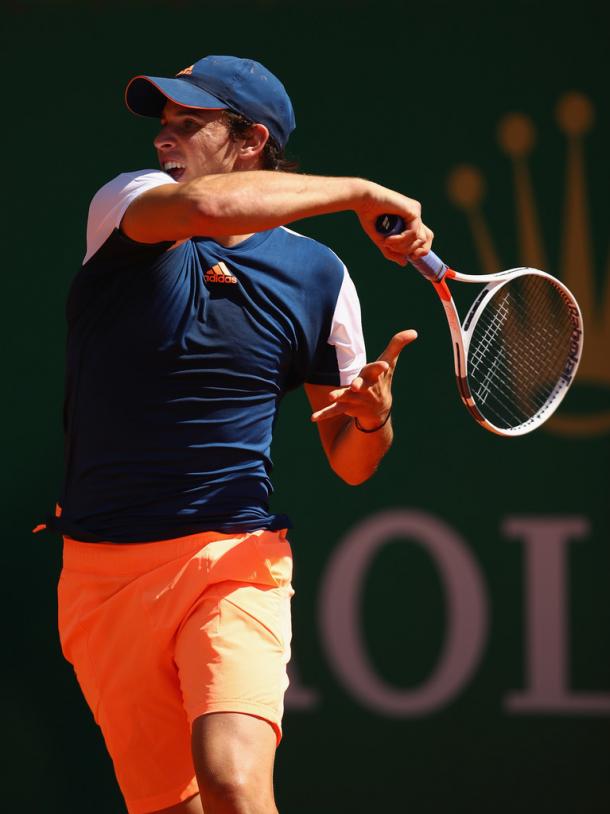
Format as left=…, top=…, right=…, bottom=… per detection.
left=3, top=1, right=609, bottom=811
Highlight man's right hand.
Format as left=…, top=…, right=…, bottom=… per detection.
left=355, top=181, right=434, bottom=266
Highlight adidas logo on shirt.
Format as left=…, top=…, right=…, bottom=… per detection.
left=204, top=262, right=238, bottom=285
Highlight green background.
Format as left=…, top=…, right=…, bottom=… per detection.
left=3, top=1, right=609, bottom=811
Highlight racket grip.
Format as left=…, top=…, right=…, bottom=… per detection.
left=375, top=214, right=448, bottom=282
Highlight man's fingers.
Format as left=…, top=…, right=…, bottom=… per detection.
left=409, top=245, right=429, bottom=259
left=377, top=219, right=434, bottom=265
left=383, top=229, right=423, bottom=266
left=311, top=401, right=347, bottom=422
left=312, top=395, right=380, bottom=422
left=377, top=329, right=418, bottom=365
left=330, top=362, right=389, bottom=401
left=328, top=386, right=348, bottom=402
left=350, top=361, right=389, bottom=390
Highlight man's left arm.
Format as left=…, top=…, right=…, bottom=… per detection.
left=304, top=330, right=417, bottom=485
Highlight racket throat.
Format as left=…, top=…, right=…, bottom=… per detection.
left=454, top=344, right=486, bottom=425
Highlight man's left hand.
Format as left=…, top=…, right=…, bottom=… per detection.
left=311, top=329, right=418, bottom=428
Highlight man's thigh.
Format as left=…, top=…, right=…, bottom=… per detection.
left=175, top=535, right=294, bottom=745
left=175, top=581, right=292, bottom=743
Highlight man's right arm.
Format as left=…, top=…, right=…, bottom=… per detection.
left=121, top=171, right=433, bottom=265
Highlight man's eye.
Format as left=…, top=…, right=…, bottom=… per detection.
left=182, top=119, right=198, bottom=132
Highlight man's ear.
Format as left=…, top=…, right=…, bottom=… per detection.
left=237, top=123, right=270, bottom=164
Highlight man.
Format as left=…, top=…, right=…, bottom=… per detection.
left=52, top=55, right=433, bottom=814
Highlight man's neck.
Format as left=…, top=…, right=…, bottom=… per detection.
left=216, top=233, right=256, bottom=248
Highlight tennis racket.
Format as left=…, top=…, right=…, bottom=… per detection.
left=376, top=214, right=583, bottom=436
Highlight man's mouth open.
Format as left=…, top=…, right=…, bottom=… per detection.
left=163, top=161, right=186, bottom=181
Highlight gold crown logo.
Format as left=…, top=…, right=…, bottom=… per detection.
left=447, top=92, right=610, bottom=437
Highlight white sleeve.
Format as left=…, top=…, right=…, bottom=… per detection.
left=83, top=170, right=177, bottom=263
left=328, top=265, right=367, bottom=386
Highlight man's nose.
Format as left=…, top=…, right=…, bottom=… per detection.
left=153, top=125, right=176, bottom=150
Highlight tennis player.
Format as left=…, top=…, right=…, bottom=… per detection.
left=51, top=55, right=433, bottom=814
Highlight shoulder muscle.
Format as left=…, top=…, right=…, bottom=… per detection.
left=85, top=170, right=175, bottom=262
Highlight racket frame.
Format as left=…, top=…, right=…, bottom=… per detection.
left=374, top=218, right=583, bottom=436
left=431, top=266, right=584, bottom=436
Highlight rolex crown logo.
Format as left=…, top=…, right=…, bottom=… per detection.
left=447, top=92, right=610, bottom=437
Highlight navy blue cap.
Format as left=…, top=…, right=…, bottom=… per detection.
left=125, top=55, right=296, bottom=149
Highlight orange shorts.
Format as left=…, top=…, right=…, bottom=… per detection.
left=57, top=528, right=293, bottom=814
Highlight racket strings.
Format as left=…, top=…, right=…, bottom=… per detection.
left=470, top=284, right=573, bottom=425
left=469, top=283, right=565, bottom=387
left=466, top=276, right=577, bottom=430
left=470, top=298, right=562, bottom=414
left=471, top=301, right=571, bottom=423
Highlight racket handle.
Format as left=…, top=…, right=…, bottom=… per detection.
left=375, top=214, right=448, bottom=282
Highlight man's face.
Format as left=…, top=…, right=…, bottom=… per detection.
left=154, top=100, right=240, bottom=182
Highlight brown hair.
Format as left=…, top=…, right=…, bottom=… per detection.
left=223, top=110, right=299, bottom=172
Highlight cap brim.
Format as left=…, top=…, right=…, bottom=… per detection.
left=125, top=75, right=228, bottom=117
